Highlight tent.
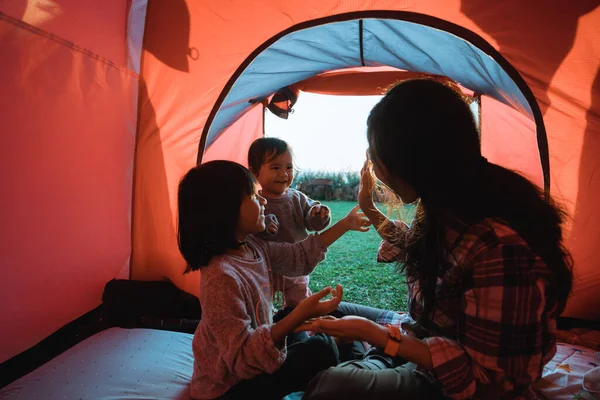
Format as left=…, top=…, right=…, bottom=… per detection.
left=1, top=0, right=599, bottom=373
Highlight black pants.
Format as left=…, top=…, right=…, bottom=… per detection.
left=302, top=360, right=446, bottom=400
left=216, top=309, right=340, bottom=400
left=302, top=302, right=447, bottom=400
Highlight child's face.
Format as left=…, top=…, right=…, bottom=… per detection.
left=255, top=150, right=294, bottom=197
left=237, top=190, right=267, bottom=237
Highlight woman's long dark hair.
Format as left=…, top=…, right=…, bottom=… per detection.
left=177, top=160, right=257, bottom=273
left=367, top=79, right=573, bottom=326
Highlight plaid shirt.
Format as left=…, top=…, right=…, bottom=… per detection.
left=376, top=217, right=557, bottom=399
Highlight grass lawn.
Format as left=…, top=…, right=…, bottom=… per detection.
left=307, top=201, right=414, bottom=312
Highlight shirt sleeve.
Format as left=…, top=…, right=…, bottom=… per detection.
left=376, top=220, right=409, bottom=263
left=297, top=191, right=331, bottom=232
left=253, top=234, right=327, bottom=277
left=424, top=243, right=549, bottom=399
left=200, top=272, right=286, bottom=379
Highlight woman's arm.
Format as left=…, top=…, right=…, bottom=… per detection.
left=308, top=315, right=433, bottom=369
left=358, top=160, right=408, bottom=244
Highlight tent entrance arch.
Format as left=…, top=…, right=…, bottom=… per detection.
left=197, top=11, right=549, bottom=194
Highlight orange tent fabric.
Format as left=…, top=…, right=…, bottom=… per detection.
left=134, top=1, right=600, bottom=321
left=1, top=0, right=599, bottom=363
left=0, top=3, right=136, bottom=363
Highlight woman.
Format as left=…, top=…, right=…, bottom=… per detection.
left=301, top=79, right=573, bottom=399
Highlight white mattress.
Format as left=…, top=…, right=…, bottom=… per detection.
left=0, top=328, right=194, bottom=399
left=10, top=325, right=586, bottom=399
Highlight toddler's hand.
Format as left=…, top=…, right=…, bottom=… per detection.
left=343, top=204, right=371, bottom=232
left=263, top=214, right=279, bottom=235
left=267, top=220, right=279, bottom=234
left=310, top=204, right=330, bottom=219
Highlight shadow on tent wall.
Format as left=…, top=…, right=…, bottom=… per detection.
left=464, top=0, right=600, bottom=319
left=570, top=66, right=600, bottom=306
left=130, top=72, right=179, bottom=280
left=130, top=0, right=202, bottom=282
left=143, top=0, right=194, bottom=72
left=461, top=0, right=598, bottom=115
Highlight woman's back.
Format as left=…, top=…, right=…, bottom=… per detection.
left=406, top=215, right=557, bottom=398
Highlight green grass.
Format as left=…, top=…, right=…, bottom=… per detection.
left=307, top=201, right=414, bottom=312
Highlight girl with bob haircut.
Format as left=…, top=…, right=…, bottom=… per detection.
left=177, top=160, right=371, bottom=399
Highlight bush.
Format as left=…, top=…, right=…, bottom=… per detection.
left=293, top=170, right=361, bottom=201
left=293, top=169, right=396, bottom=202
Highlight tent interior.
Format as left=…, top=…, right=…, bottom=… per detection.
left=1, top=1, right=599, bottom=399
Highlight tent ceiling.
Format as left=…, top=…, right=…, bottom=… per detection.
left=204, top=17, right=535, bottom=149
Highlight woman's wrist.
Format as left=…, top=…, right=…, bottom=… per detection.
left=358, top=195, right=375, bottom=211
left=366, top=320, right=389, bottom=348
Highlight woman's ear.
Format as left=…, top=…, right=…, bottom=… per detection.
left=372, top=158, right=418, bottom=204
left=371, top=156, right=391, bottom=185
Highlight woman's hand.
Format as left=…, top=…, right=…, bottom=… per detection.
left=342, top=204, right=371, bottom=232
left=304, top=315, right=389, bottom=347
left=298, top=315, right=432, bottom=368
left=292, top=285, right=343, bottom=322
left=359, top=159, right=376, bottom=210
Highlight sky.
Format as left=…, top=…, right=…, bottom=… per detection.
left=265, top=92, right=382, bottom=172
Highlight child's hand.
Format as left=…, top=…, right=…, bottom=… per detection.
left=343, top=204, right=371, bottom=232
left=267, top=220, right=279, bottom=235
left=263, top=214, right=279, bottom=236
left=310, top=204, right=330, bottom=219
left=293, top=285, right=343, bottom=323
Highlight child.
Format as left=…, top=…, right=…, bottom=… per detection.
left=248, top=137, right=331, bottom=309
left=177, top=160, right=371, bottom=400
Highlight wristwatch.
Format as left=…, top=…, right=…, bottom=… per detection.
left=383, top=324, right=402, bottom=357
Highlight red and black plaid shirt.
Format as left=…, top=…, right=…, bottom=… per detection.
left=376, top=217, right=557, bottom=399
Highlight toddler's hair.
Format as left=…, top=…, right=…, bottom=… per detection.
left=247, top=137, right=291, bottom=173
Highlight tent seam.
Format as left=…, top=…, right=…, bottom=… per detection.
left=359, top=19, right=365, bottom=66
left=0, top=11, right=138, bottom=78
